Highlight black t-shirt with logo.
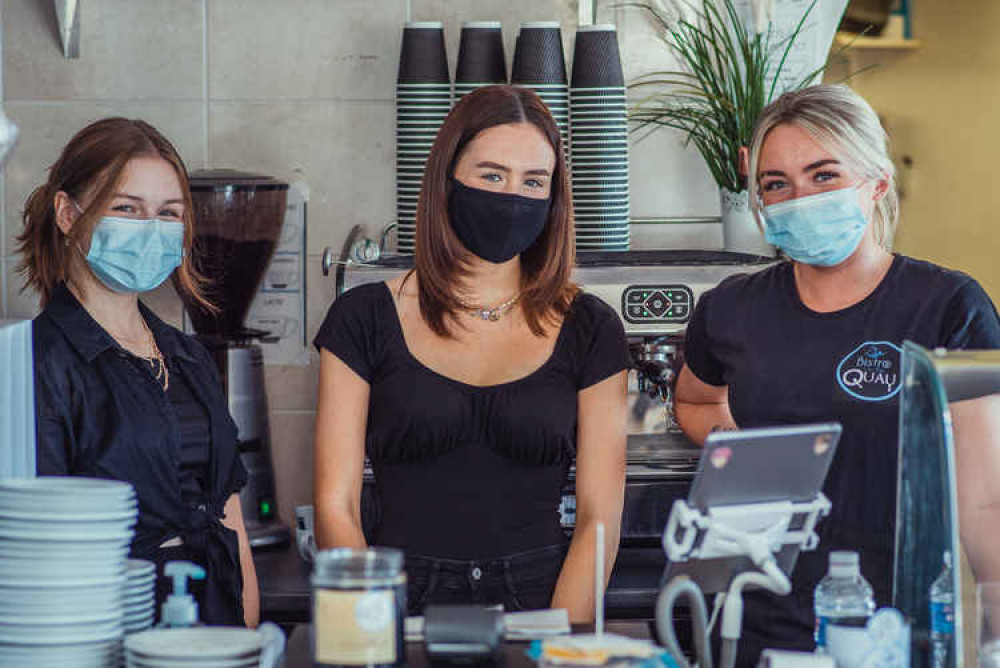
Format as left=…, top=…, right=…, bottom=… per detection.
left=684, top=255, right=1000, bottom=659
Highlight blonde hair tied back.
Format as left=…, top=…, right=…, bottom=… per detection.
left=747, top=84, right=899, bottom=250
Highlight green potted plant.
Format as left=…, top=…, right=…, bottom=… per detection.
left=627, top=0, right=843, bottom=255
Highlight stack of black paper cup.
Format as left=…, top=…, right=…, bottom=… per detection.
left=511, top=22, right=569, bottom=157
left=570, top=25, right=629, bottom=251
left=454, top=22, right=507, bottom=102
left=396, top=22, right=452, bottom=254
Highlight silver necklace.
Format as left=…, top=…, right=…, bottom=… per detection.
left=468, top=294, right=520, bottom=322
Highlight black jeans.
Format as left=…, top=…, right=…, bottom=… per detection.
left=406, top=544, right=568, bottom=616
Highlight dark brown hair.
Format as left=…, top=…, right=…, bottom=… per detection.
left=16, top=117, right=212, bottom=309
left=415, top=85, right=577, bottom=337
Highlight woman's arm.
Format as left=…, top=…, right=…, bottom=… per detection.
left=313, top=349, right=370, bottom=550
left=951, top=394, right=1000, bottom=582
left=550, top=370, right=628, bottom=623
left=221, top=492, right=259, bottom=628
left=674, top=364, right=736, bottom=446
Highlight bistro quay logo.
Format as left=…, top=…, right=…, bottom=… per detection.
left=836, top=341, right=903, bottom=402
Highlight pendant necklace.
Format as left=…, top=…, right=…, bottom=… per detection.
left=468, top=294, right=520, bottom=322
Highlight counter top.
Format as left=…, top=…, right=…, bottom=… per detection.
left=256, top=545, right=667, bottom=625
left=283, top=620, right=654, bottom=668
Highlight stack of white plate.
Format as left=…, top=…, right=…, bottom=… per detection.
left=125, top=559, right=156, bottom=634
left=570, top=25, right=630, bottom=251
left=396, top=22, right=452, bottom=255
left=125, top=628, right=261, bottom=668
left=0, top=477, right=137, bottom=667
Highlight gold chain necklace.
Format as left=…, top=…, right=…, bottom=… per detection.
left=138, top=317, right=169, bottom=391
left=468, top=294, right=521, bottom=322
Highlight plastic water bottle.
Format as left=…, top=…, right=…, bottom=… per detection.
left=813, top=551, right=876, bottom=651
left=929, top=551, right=954, bottom=668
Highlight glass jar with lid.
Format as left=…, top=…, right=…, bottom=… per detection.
left=312, top=548, right=406, bottom=667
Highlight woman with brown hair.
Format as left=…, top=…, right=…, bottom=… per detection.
left=19, top=117, right=258, bottom=627
left=313, top=85, right=630, bottom=620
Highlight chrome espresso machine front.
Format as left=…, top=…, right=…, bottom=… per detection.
left=329, top=247, right=773, bottom=616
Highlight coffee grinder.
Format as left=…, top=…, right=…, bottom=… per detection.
left=182, top=169, right=291, bottom=550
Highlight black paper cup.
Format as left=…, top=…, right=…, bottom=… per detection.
left=512, top=22, right=567, bottom=85
left=456, top=22, right=507, bottom=84
left=571, top=25, right=624, bottom=88
left=398, top=22, right=450, bottom=85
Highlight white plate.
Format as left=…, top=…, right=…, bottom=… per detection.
left=127, top=658, right=258, bottom=668
left=2, top=609, right=122, bottom=626
left=0, top=640, right=120, bottom=668
left=0, top=521, right=134, bottom=541
left=125, top=604, right=156, bottom=619
left=126, top=628, right=261, bottom=659
left=124, top=613, right=155, bottom=627
left=0, top=620, right=123, bottom=644
left=0, top=585, right=122, bottom=606
left=0, top=560, right=125, bottom=580
left=0, top=505, right=137, bottom=521
left=0, top=543, right=130, bottom=559
left=125, top=579, right=156, bottom=591
left=0, top=535, right=131, bottom=550
left=0, top=572, right=123, bottom=588
left=127, top=560, right=155, bottom=574
left=0, top=477, right=134, bottom=498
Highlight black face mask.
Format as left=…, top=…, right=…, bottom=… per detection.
left=447, top=178, right=551, bottom=264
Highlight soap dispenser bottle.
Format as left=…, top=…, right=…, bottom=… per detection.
left=159, top=561, right=206, bottom=628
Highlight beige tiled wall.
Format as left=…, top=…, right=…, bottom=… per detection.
left=1, top=0, right=719, bottom=529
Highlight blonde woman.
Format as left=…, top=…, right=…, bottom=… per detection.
left=675, top=84, right=1000, bottom=662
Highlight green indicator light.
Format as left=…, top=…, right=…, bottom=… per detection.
left=260, top=500, right=272, bottom=516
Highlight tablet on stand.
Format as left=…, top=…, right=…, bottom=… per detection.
left=661, top=422, right=842, bottom=595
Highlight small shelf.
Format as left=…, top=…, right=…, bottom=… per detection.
left=834, top=32, right=922, bottom=50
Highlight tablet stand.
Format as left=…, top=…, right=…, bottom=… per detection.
left=657, top=494, right=831, bottom=668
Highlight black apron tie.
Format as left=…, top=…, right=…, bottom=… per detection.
left=177, top=502, right=244, bottom=626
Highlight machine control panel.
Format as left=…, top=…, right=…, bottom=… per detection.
left=621, top=285, right=694, bottom=324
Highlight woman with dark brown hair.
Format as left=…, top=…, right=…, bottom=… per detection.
left=19, top=117, right=258, bottom=627
left=313, top=85, right=629, bottom=620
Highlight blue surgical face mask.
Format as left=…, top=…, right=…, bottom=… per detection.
left=761, top=186, right=869, bottom=267
left=75, top=204, right=185, bottom=293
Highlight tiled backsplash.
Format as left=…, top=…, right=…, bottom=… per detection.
left=0, top=0, right=718, bottom=527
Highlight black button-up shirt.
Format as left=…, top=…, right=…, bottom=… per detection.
left=33, top=282, right=248, bottom=624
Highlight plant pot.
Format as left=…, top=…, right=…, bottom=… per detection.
left=720, top=188, right=775, bottom=257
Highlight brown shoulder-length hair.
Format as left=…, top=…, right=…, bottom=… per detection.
left=415, top=84, right=578, bottom=338
left=16, top=117, right=212, bottom=310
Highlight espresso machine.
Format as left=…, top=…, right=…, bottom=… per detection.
left=181, top=169, right=292, bottom=550
left=328, top=244, right=773, bottom=616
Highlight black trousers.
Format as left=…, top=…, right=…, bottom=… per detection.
left=405, top=544, right=568, bottom=616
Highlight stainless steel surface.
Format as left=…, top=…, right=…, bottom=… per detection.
left=213, top=343, right=290, bottom=550
left=54, top=0, right=80, bottom=58
left=630, top=341, right=681, bottom=433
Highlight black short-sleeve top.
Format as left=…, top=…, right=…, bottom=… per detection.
left=683, top=255, right=1000, bottom=655
left=314, top=282, right=630, bottom=559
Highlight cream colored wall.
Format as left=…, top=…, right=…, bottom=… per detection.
left=842, top=2, right=1000, bottom=302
